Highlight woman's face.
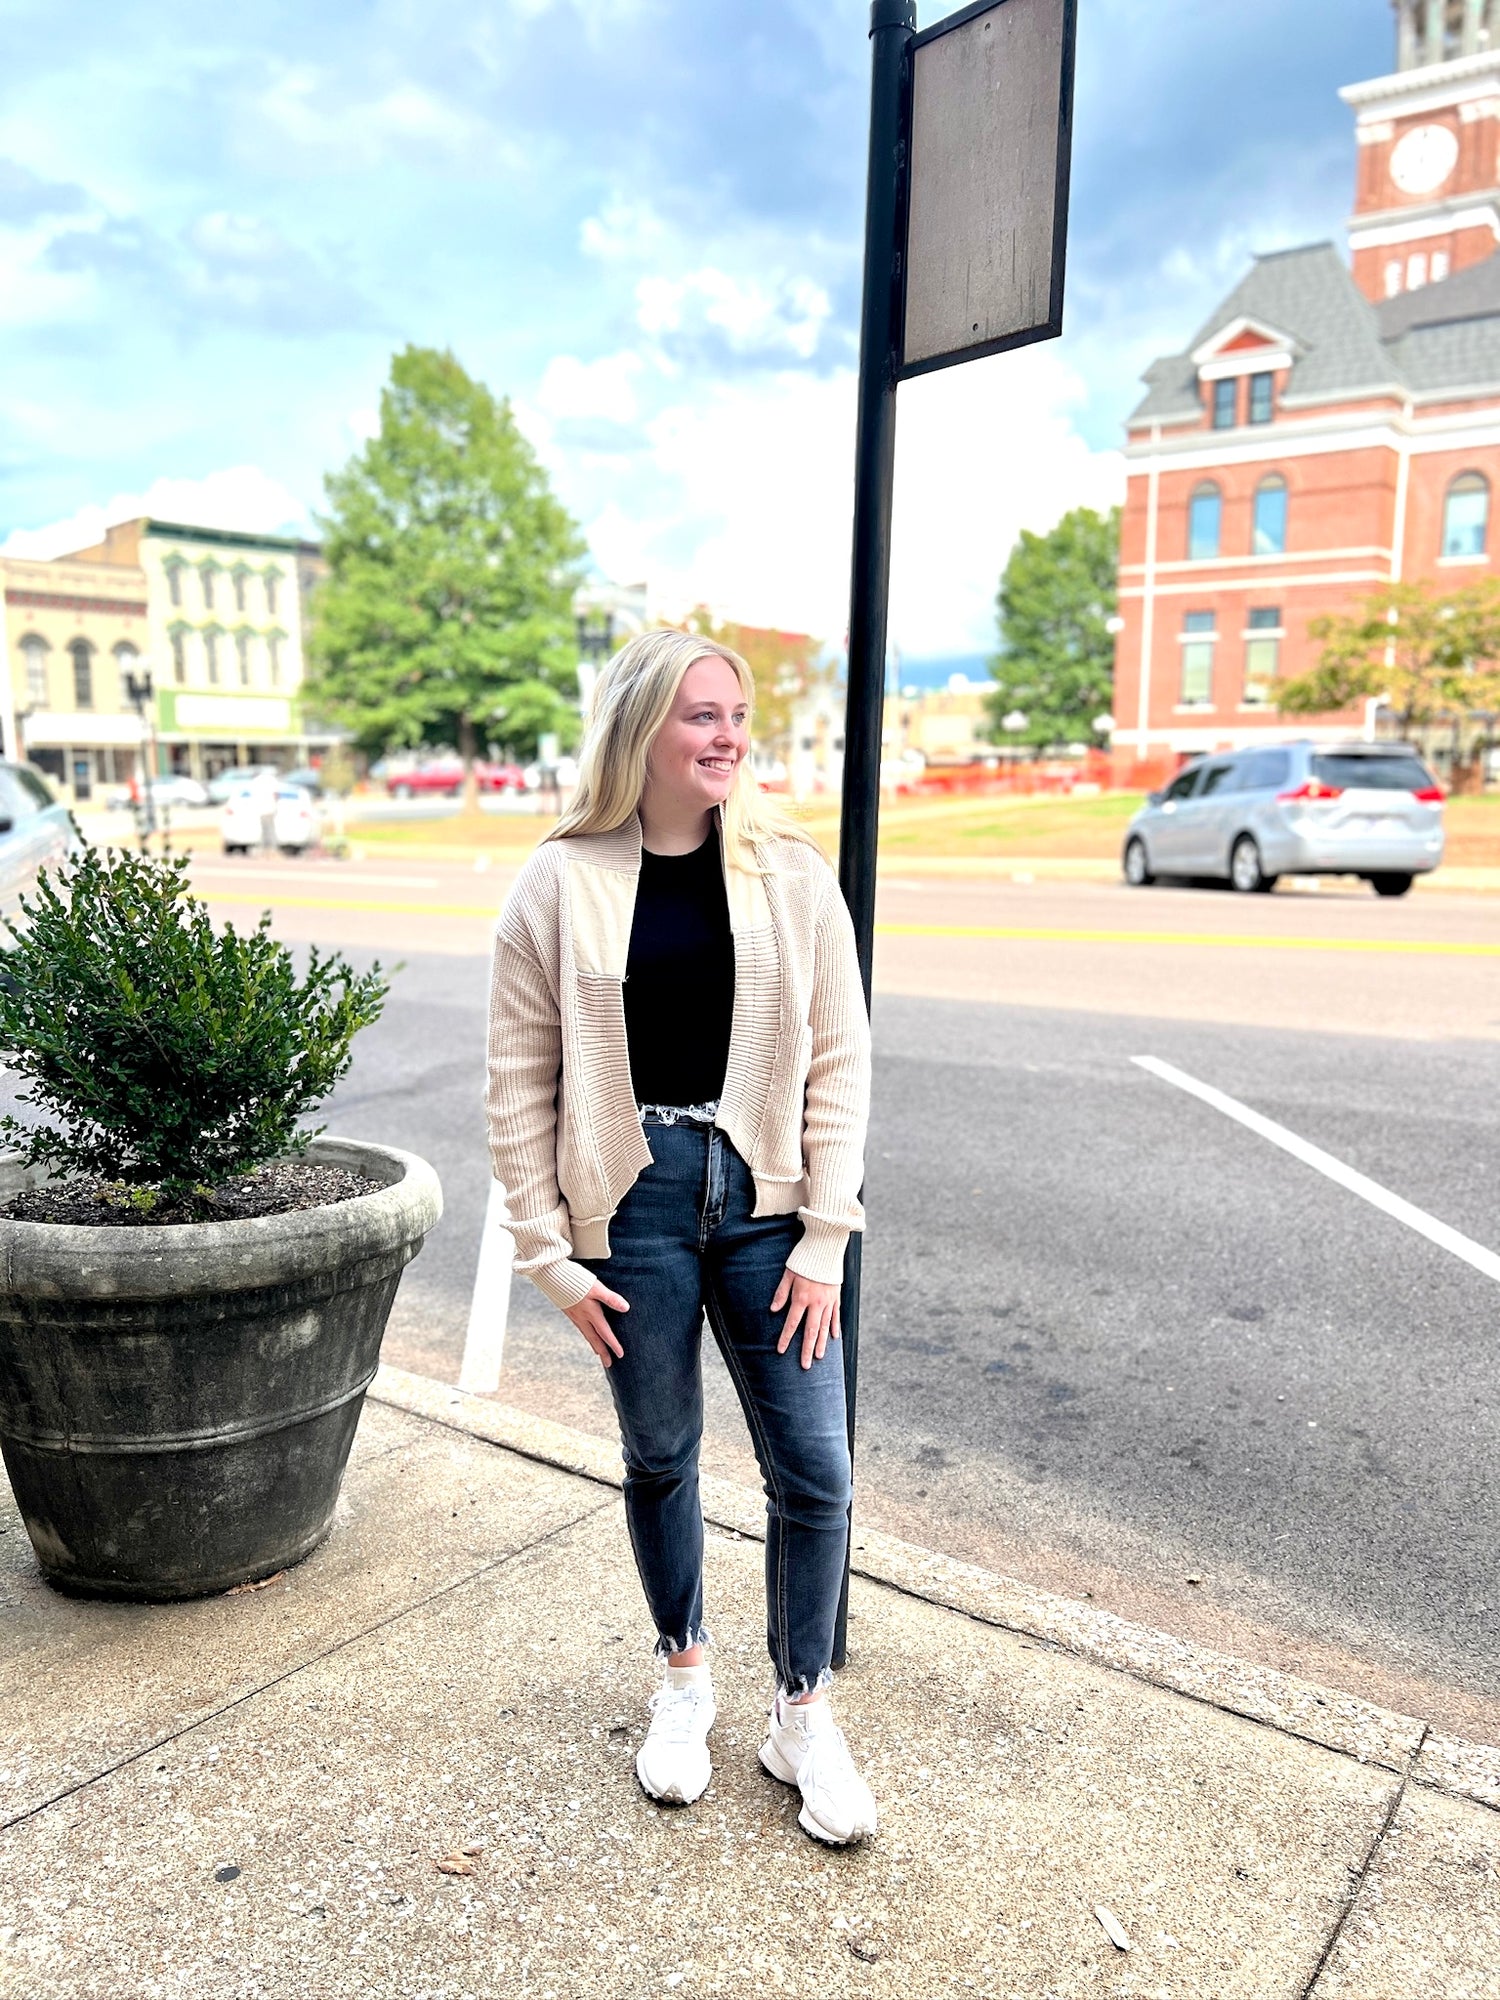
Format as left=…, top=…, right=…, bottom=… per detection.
left=646, top=655, right=750, bottom=814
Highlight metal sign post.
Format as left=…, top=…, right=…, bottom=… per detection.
left=833, top=0, right=1077, bottom=1667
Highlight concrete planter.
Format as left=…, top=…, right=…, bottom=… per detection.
left=0, top=1137, right=442, bottom=1601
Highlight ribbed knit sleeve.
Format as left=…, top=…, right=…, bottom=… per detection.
left=785, top=872, right=871, bottom=1286
left=484, top=895, right=596, bottom=1313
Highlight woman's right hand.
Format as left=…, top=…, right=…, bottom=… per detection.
left=564, top=1281, right=629, bottom=1368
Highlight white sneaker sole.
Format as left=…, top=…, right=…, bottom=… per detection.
left=758, top=1735, right=875, bottom=1845
left=636, top=1702, right=716, bottom=1806
left=636, top=1751, right=711, bottom=1806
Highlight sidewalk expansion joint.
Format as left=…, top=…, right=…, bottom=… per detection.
left=1298, top=1722, right=1428, bottom=2000
left=371, top=1368, right=1500, bottom=1811
left=0, top=1488, right=616, bottom=1838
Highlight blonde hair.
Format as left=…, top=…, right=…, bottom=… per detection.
left=550, top=627, right=823, bottom=869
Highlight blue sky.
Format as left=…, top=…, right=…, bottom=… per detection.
left=1, top=0, right=1392, bottom=653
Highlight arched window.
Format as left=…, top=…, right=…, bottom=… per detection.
left=18, top=635, right=49, bottom=707
left=1253, top=474, right=1288, bottom=556
left=1188, top=482, right=1221, bottom=561
left=1443, top=472, right=1489, bottom=558
left=235, top=630, right=252, bottom=686
left=69, top=639, right=94, bottom=710
left=203, top=626, right=222, bottom=685
left=169, top=625, right=188, bottom=684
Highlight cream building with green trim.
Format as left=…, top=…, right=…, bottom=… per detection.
left=61, top=518, right=335, bottom=781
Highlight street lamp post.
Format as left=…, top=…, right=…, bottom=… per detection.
left=123, top=662, right=159, bottom=851
left=575, top=609, right=616, bottom=719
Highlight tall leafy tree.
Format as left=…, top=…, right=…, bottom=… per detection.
left=306, top=346, right=586, bottom=804
left=983, top=505, right=1120, bottom=752
left=1279, top=579, right=1500, bottom=729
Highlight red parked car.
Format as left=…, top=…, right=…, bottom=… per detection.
left=385, top=760, right=526, bottom=799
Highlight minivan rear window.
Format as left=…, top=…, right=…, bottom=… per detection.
left=1310, top=753, right=1435, bottom=793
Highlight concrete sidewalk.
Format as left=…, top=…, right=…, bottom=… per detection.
left=2, top=1368, right=1497, bottom=2000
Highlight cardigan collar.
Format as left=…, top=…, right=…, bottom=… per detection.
left=558, top=804, right=727, bottom=874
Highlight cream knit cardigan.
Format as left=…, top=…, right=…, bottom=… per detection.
left=484, top=812, right=871, bottom=1312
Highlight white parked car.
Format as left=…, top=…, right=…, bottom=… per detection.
left=220, top=783, right=319, bottom=856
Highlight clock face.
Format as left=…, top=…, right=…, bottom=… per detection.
left=1390, top=122, right=1459, bottom=196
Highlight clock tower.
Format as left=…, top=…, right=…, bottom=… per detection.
left=1343, top=0, right=1500, bottom=302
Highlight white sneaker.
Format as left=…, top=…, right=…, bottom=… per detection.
left=759, top=1692, right=877, bottom=1844
left=635, top=1665, right=716, bottom=1805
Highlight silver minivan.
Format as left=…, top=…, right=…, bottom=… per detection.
left=1122, top=742, right=1444, bottom=896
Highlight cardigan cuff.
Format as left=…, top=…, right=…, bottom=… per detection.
left=526, top=1257, right=598, bottom=1312
left=785, top=1216, right=854, bottom=1287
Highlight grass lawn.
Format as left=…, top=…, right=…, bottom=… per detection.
left=345, top=790, right=1500, bottom=868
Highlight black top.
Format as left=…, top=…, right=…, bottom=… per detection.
left=623, top=830, right=735, bottom=1106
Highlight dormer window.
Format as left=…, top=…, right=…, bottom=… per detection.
left=1248, top=373, right=1274, bottom=425
left=1211, top=379, right=1237, bottom=429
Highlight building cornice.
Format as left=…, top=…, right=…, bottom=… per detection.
left=1123, top=404, right=1500, bottom=473
left=1348, top=198, right=1500, bottom=248
left=142, top=518, right=316, bottom=555
left=1341, top=50, right=1500, bottom=116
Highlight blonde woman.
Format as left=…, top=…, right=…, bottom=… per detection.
left=484, top=628, right=876, bottom=1845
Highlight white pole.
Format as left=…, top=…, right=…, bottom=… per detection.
left=458, top=1178, right=514, bottom=1394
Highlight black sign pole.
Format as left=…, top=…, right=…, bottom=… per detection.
left=833, top=0, right=915, bottom=1672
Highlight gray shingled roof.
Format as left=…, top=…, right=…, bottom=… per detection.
left=1128, top=240, right=1500, bottom=427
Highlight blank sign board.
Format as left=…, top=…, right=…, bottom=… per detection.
left=901, top=0, right=1076, bottom=378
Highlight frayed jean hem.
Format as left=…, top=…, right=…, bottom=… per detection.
left=778, top=1666, right=834, bottom=1699
left=652, top=1624, right=713, bottom=1661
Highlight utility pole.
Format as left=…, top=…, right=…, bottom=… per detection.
left=833, top=0, right=1077, bottom=1667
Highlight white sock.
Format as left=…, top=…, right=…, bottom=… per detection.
left=664, top=1662, right=711, bottom=1690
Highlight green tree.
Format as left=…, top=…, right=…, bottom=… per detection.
left=1278, top=579, right=1500, bottom=729
left=305, top=346, right=587, bottom=806
left=983, top=505, right=1120, bottom=752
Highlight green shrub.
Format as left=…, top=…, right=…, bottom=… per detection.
left=0, top=849, right=388, bottom=1206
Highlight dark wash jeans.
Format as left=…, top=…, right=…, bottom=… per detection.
left=580, top=1116, right=852, bottom=1695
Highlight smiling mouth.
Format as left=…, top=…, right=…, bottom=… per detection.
left=698, top=757, right=735, bottom=773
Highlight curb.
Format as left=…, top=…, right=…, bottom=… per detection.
left=370, top=1365, right=1499, bottom=1815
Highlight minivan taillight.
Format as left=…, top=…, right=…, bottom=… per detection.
left=1412, top=785, right=1445, bottom=804
left=1276, top=779, right=1343, bottom=803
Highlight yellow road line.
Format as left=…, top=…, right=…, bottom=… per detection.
left=198, top=888, right=1498, bottom=956
left=874, top=923, right=1500, bottom=956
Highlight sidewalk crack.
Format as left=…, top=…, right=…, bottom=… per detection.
left=1298, top=1721, right=1429, bottom=2000
left=0, top=1493, right=616, bottom=1837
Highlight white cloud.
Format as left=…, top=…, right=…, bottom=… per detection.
left=635, top=267, right=833, bottom=361
left=1, top=466, right=311, bottom=559
left=890, top=350, right=1126, bottom=655
left=579, top=195, right=668, bottom=264
left=533, top=342, right=1122, bottom=655
left=536, top=352, right=645, bottom=424
left=248, top=65, right=498, bottom=168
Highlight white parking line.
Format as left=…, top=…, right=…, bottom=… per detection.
left=1133, top=1054, right=1500, bottom=1286
left=457, top=1178, right=515, bottom=1393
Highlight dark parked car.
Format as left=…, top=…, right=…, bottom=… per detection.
left=0, top=761, right=80, bottom=939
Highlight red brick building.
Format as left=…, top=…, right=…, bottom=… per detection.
left=1111, top=0, right=1500, bottom=782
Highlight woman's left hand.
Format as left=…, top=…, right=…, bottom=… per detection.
left=770, top=1268, right=841, bottom=1370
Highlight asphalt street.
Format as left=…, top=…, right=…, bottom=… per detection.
left=32, top=854, right=1479, bottom=1741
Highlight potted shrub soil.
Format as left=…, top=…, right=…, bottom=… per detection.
left=0, top=850, right=442, bottom=1600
